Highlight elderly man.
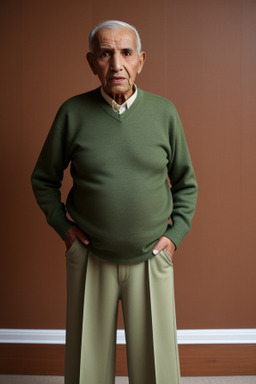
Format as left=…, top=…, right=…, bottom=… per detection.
left=32, top=20, right=197, bottom=384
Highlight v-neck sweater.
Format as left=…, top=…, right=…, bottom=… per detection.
left=31, top=87, right=198, bottom=264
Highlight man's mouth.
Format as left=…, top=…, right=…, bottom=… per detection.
left=108, top=77, right=126, bottom=83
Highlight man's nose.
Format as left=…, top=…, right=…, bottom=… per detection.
left=110, top=53, right=123, bottom=72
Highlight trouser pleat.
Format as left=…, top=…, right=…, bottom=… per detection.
left=65, top=239, right=89, bottom=384
left=121, top=261, right=156, bottom=384
left=79, top=252, right=119, bottom=384
left=147, top=252, right=181, bottom=383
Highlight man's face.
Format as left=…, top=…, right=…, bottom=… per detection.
left=87, top=27, right=146, bottom=104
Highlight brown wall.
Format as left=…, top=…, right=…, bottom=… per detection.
left=0, top=0, right=256, bottom=336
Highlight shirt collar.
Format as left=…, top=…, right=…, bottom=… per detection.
left=100, top=85, right=138, bottom=114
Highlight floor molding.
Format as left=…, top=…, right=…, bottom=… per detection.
left=0, top=328, right=256, bottom=345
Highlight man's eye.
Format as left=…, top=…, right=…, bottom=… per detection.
left=100, top=52, right=110, bottom=58
left=123, top=50, right=132, bottom=56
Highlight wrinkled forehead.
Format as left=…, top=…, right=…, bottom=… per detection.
left=93, top=27, right=137, bottom=51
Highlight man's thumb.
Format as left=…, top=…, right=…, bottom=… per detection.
left=153, top=236, right=167, bottom=255
left=78, top=232, right=90, bottom=246
left=153, top=241, right=163, bottom=255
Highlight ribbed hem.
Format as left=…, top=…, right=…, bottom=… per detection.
left=86, top=244, right=157, bottom=265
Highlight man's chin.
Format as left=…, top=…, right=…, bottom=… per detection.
left=104, top=84, right=133, bottom=100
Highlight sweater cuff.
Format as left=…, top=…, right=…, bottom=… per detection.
left=48, top=217, right=74, bottom=239
left=163, top=221, right=188, bottom=249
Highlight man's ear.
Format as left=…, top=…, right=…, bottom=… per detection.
left=86, top=52, right=98, bottom=75
left=137, top=51, right=146, bottom=74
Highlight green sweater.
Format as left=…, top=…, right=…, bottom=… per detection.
left=31, top=88, right=198, bottom=264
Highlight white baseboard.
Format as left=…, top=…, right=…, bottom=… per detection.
left=0, top=328, right=255, bottom=345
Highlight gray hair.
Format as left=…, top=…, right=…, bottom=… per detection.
left=89, top=20, right=142, bottom=54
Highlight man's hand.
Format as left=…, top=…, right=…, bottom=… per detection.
left=153, top=236, right=176, bottom=262
left=64, top=225, right=90, bottom=251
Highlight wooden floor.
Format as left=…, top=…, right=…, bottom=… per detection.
left=0, top=376, right=255, bottom=384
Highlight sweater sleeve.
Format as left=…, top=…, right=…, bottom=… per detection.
left=31, top=105, right=74, bottom=239
left=163, top=104, right=198, bottom=247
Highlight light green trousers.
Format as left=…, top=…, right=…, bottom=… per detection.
left=65, top=239, right=180, bottom=384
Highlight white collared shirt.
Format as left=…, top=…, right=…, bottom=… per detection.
left=100, top=85, right=138, bottom=114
